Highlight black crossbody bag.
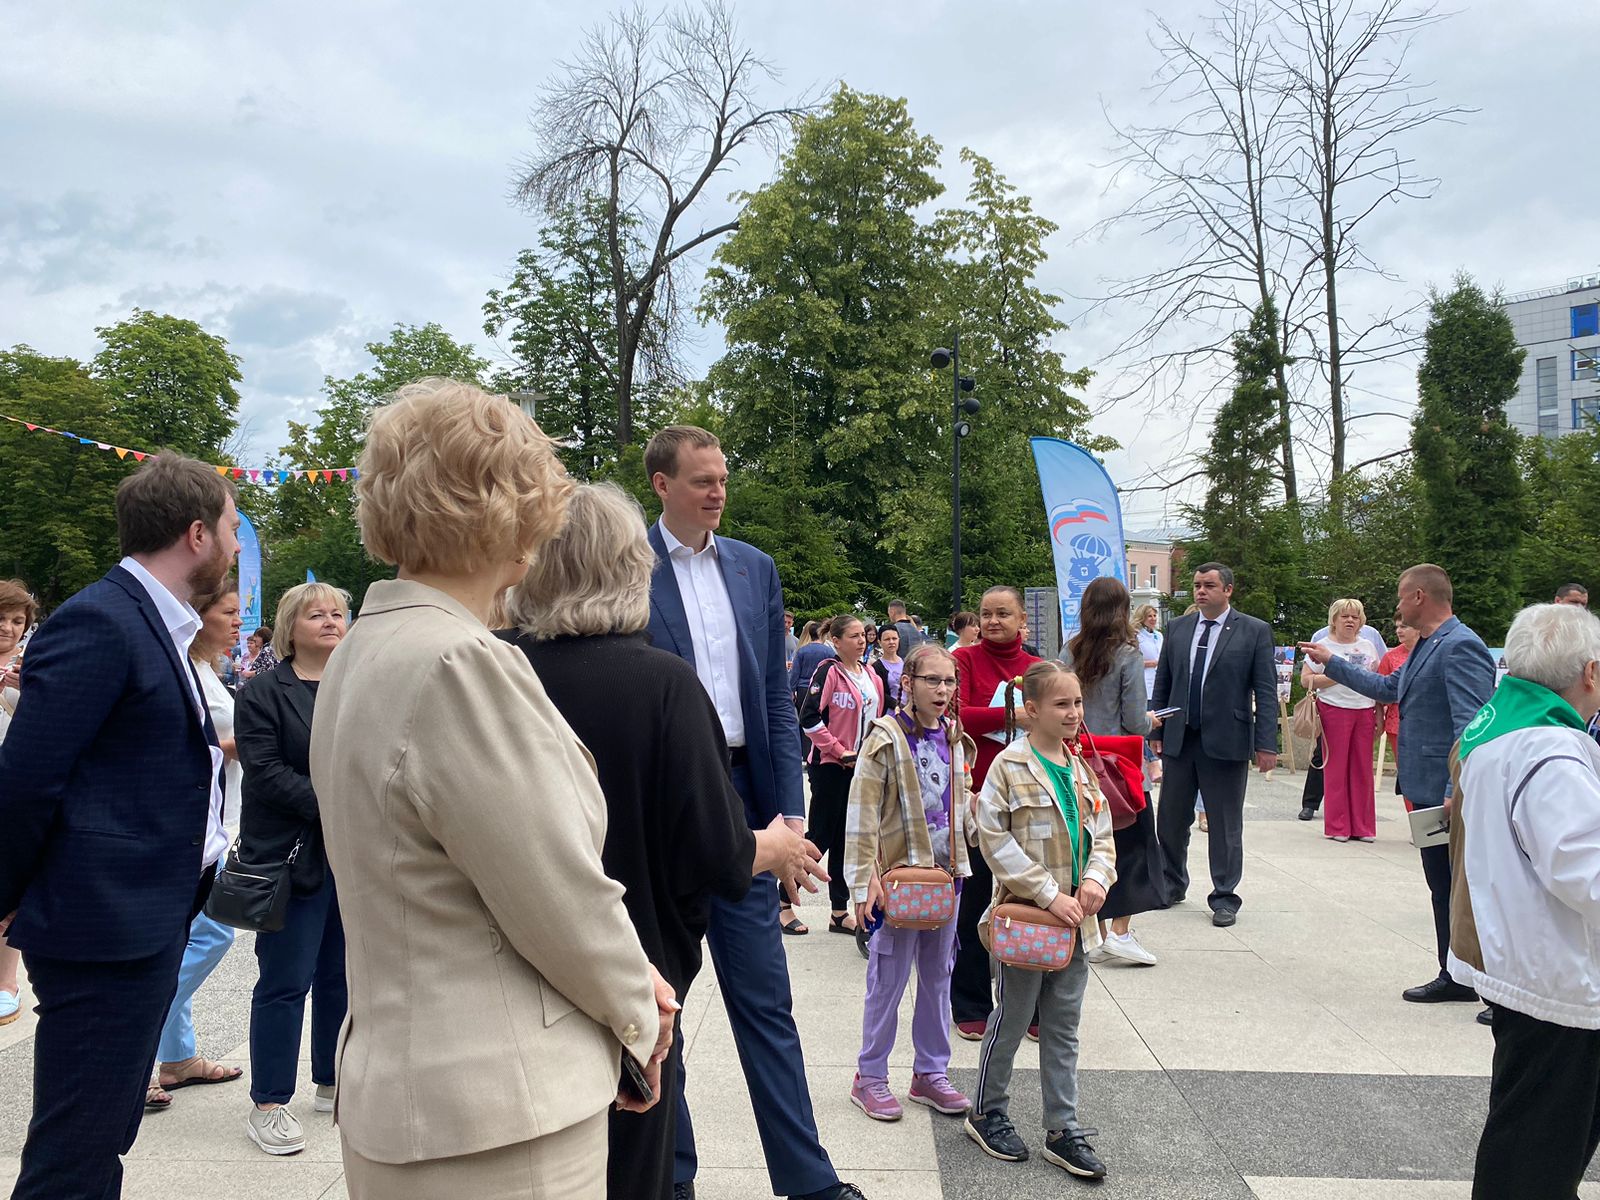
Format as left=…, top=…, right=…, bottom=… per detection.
left=204, top=836, right=303, bottom=933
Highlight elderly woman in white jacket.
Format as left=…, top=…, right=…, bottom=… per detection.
left=1449, top=602, right=1600, bottom=1200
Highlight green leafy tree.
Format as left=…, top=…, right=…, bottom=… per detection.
left=701, top=86, right=947, bottom=600
left=902, top=150, right=1107, bottom=613
left=92, top=309, right=240, bottom=457
left=260, top=324, right=488, bottom=614
left=1516, top=423, right=1600, bottom=607
left=0, top=349, right=128, bottom=605
left=1182, top=300, right=1299, bottom=621
left=1411, top=275, right=1526, bottom=641
left=484, top=201, right=675, bottom=477
left=1306, top=464, right=1427, bottom=636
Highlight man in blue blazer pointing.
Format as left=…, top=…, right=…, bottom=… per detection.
left=1303, top=563, right=1495, bottom=1005
left=645, top=426, right=863, bottom=1200
left=0, top=454, right=239, bottom=1200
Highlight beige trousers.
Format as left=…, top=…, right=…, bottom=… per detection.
left=341, top=1109, right=607, bottom=1200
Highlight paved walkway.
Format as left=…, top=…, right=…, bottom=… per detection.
left=3, top=770, right=1596, bottom=1197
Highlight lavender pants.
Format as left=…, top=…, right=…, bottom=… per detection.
left=857, top=917, right=959, bottom=1081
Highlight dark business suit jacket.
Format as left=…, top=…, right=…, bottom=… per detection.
left=646, top=523, right=804, bottom=827
left=0, top=565, right=218, bottom=961
left=1152, top=608, right=1278, bottom=762
left=236, top=659, right=327, bottom=893
left=1323, top=615, right=1494, bottom=808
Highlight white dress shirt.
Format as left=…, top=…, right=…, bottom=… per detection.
left=119, top=557, right=229, bottom=866
left=659, top=520, right=746, bottom=748
left=1189, top=606, right=1231, bottom=692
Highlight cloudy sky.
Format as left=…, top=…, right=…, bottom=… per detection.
left=5, top=1, right=1594, bottom=528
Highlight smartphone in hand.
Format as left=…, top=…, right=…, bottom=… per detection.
left=619, top=1053, right=654, bottom=1106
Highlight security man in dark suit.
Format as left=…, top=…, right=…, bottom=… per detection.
left=0, top=455, right=239, bottom=1200
left=1151, top=562, right=1279, bottom=927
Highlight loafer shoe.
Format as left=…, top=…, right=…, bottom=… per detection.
left=954, top=1019, right=988, bottom=1041
left=313, top=1084, right=335, bottom=1114
left=1477, top=1006, right=1495, bottom=1026
left=1402, top=976, right=1477, bottom=1004
left=1212, top=909, right=1237, bottom=928
left=965, top=1110, right=1029, bottom=1162
left=908, top=1072, right=970, bottom=1114
left=1025, top=1024, right=1039, bottom=1042
left=849, top=1074, right=902, bottom=1121
left=1044, top=1128, right=1106, bottom=1178
left=1298, top=806, right=1316, bottom=821
left=246, top=1104, right=305, bottom=1156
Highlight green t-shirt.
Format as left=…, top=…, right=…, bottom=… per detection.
left=1031, top=746, right=1083, bottom=888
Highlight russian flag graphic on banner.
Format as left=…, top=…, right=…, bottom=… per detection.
left=1031, top=438, right=1128, bottom=644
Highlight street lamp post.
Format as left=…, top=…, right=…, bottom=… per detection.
left=930, top=336, right=978, bottom=619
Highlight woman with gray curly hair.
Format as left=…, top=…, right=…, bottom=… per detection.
left=500, top=481, right=823, bottom=1200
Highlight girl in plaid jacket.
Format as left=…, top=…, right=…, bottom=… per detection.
left=966, top=660, right=1117, bottom=1180
left=844, top=643, right=978, bottom=1123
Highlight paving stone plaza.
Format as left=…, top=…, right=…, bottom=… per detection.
left=3, top=769, right=1595, bottom=1198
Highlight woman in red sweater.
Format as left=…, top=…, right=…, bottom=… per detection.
left=949, top=585, right=1041, bottom=1038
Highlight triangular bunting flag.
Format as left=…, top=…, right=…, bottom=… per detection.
left=336, top=469, right=349, bottom=481
left=24, top=423, right=37, bottom=431
left=215, top=465, right=229, bottom=475
left=131, top=452, right=146, bottom=462
left=321, top=470, right=334, bottom=483
left=115, top=447, right=129, bottom=459
left=96, top=443, right=109, bottom=451
left=232, top=468, right=245, bottom=480
left=249, top=469, right=260, bottom=482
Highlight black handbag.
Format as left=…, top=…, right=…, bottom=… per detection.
left=203, top=836, right=302, bottom=933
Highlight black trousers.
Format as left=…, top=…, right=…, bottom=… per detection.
left=951, top=839, right=996, bottom=1024
left=1156, top=734, right=1250, bottom=912
left=611, top=1016, right=684, bottom=1200
left=1474, top=1006, right=1600, bottom=1199
left=805, top=762, right=852, bottom=914
left=1420, top=839, right=1452, bottom=974
left=13, top=940, right=187, bottom=1200
left=1301, top=746, right=1325, bottom=812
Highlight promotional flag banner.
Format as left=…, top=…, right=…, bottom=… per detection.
left=237, top=510, right=263, bottom=661
left=1030, top=437, right=1129, bottom=645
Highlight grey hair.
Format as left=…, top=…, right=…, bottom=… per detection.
left=506, top=481, right=655, bottom=640
left=1503, top=603, right=1600, bottom=693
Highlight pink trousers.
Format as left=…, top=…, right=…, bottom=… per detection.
left=1319, top=701, right=1377, bottom=839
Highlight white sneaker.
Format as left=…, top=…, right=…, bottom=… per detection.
left=1086, top=942, right=1108, bottom=963
left=313, top=1084, right=335, bottom=1114
left=1102, top=931, right=1158, bottom=966
left=246, top=1104, right=306, bottom=1155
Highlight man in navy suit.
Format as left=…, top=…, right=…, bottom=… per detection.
left=1152, top=563, right=1279, bottom=927
left=0, top=454, right=239, bottom=1200
left=644, top=426, right=863, bottom=1200
left=1303, top=563, right=1495, bottom=1004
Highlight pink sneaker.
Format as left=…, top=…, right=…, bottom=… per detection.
left=849, top=1074, right=903, bottom=1121
left=908, top=1072, right=971, bottom=1114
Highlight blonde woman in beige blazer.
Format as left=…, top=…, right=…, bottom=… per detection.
left=309, top=380, right=672, bottom=1200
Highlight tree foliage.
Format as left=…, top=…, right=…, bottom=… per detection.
left=1182, top=300, right=1299, bottom=621
left=484, top=200, right=673, bottom=477
left=0, top=349, right=127, bottom=605
left=1517, top=425, right=1600, bottom=606
left=1411, top=275, right=1525, bottom=641
left=92, top=309, right=240, bottom=458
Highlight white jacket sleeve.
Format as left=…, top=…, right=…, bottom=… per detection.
left=1512, top=755, right=1600, bottom=923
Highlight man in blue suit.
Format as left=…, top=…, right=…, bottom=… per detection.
left=1303, top=563, right=1495, bottom=1004
left=644, top=426, right=863, bottom=1200
left=0, top=455, right=239, bottom=1200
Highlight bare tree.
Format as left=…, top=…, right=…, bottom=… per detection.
left=515, top=0, right=808, bottom=446
left=1090, top=0, right=1466, bottom=492
left=1090, top=0, right=1319, bottom=503
left=1274, top=0, right=1470, bottom=478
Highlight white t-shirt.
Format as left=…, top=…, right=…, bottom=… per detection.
left=1309, top=638, right=1380, bottom=709
left=195, top=660, right=243, bottom=832
left=844, top=662, right=879, bottom=727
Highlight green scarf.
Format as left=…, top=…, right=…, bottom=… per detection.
left=1458, top=674, right=1584, bottom=761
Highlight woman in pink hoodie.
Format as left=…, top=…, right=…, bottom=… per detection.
left=800, top=613, right=886, bottom=934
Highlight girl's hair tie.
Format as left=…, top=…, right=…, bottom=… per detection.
left=1012, top=675, right=1024, bottom=687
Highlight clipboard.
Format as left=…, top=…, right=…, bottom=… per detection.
left=1407, top=805, right=1450, bottom=849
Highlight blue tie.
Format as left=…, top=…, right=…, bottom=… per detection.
left=1187, top=619, right=1216, bottom=728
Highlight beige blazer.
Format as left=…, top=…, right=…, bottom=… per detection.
left=309, top=578, right=659, bottom=1164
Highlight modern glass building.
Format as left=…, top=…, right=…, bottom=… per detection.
left=1502, top=274, right=1600, bottom=437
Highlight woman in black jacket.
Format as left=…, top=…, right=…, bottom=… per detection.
left=500, top=482, right=821, bottom=1200
left=235, top=581, right=349, bottom=1156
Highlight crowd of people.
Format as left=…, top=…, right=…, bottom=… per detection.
left=0, top=378, right=1597, bottom=1199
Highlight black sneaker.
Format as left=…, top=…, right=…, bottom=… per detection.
left=1044, top=1128, right=1106, bottom=1179
left=965, top=1110, right=1029, bottom=1162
